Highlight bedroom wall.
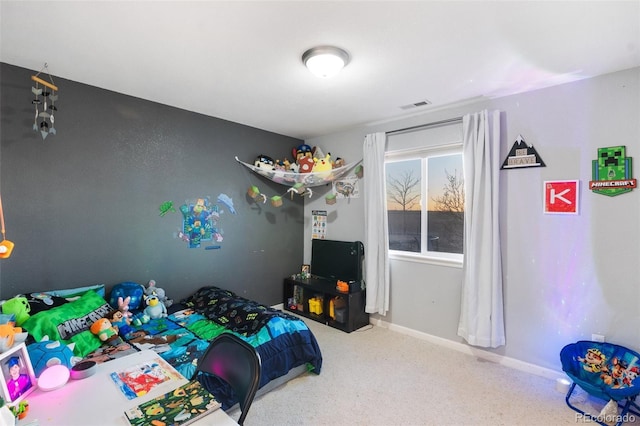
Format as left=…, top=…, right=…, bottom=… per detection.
left=0, top=63, right=304, bottom=305
left=304, top=67, right=640, bottom=374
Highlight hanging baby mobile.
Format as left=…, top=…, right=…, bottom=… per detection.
left=235, top=143, right=363, bottom=207
left=31, top=63, right=59, bottom=140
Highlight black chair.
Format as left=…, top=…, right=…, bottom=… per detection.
left=191, top=333, right=262, bottom=425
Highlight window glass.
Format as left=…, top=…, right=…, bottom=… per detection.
left=385, top=146, right=464, bottom=262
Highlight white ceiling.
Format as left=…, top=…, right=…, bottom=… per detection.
left=1, top=1, right=639, bottom=140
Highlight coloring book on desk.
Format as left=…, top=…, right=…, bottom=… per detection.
left=124, top=379, right=221, bottom=426
left=110, top=356, right=182, bottom=400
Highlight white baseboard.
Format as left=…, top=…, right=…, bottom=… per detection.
left=274, top=304, right=563, bottom=382
left=370, top=317, right=564, bottom=382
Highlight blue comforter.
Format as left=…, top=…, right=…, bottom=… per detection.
left=127, top=288, right=322, bottom=410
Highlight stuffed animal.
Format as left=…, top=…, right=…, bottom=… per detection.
left=107, top=310, right=133, bottom=338
left=109, top=282, right=145, bottom=312
left=131, top=312, right=150, bottom=326
left=90, top=318, right=123, bottom=345
left=312, top=153, right=333, bottom=177
left=117, top=296, right=133, bottom=321
left=1, top=296, right=31, bottom=326
left=0, top=316, right=27, bottom=352
left=143, top=293, right=167, bottom=320
left=145, top=280, right=173, bottom=308
left=298, top=157, right=315, bottom=173
left=27, top=336, right=79, bottom=377
left=292, top=144, right=314, bottom=164
left=254, top=154, right=276, bottom=171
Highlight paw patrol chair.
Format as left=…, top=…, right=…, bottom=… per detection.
left=560, top=340, right=640, bottom=426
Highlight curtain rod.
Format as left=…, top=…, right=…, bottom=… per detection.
left=386, top=116, right=463, bottom=136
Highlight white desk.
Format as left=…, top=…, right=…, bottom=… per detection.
left=20, top=350, right=237, bottom=426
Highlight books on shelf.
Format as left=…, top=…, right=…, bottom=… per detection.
left=124, top=379, right=221, bottom=426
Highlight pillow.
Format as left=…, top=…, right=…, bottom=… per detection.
left=25, top=293, right=69, bottom=315
left=180, top=286, right=237, bottom=311
left=22, top=291, right=112, bottom=357
left=42, top=283, right=105, bottom=300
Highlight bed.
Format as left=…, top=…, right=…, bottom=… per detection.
left=17, top=284, right=323, bottom=412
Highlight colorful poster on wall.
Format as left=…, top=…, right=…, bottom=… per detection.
left=170, top=194, right=235, bottom=250
left=589, top=146, right=637, bottom=196
left=180, top=197, right=217, bottom=248
left=311, top=210, right=327, bottom=239
left=332, top=176, right=360, bottom=199
left=544, top=180, right=579, bottom=215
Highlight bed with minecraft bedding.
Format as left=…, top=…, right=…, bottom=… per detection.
left=13, top=284, right=322, bottom=411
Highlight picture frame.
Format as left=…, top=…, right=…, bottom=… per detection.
left=543, top=180, right=580, bottom=215
left=301, top=264, right=310, bottom=274
left=0, top=343, right=36, bottom=406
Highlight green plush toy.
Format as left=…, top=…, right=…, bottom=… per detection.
left=1, top=296, right=30, bottom=326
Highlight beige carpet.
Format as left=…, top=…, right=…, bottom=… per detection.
left=241, top=318, right=640, bottom=426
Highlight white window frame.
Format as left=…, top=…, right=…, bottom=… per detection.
left=385, top=142, right=464, bottom=268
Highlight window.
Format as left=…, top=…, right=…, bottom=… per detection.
left=385, top=144, right=464, bottom=264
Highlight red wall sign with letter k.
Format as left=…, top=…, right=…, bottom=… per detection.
left=544, top=180, right=579, bottom=214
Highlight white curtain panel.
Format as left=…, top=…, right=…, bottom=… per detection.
left=457, top=110, right=505, bottom=348
left=363, top=132, right=390, bottom=315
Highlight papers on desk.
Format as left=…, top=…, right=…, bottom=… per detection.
left=124, top=379, right=221, bottom=426
left=110, top=356, right=182, bottom=400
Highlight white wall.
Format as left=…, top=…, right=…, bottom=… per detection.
left=303, top=67, right=640, bottom=373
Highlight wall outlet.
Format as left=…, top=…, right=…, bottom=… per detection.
left=592, top=333, right=605, bottom=343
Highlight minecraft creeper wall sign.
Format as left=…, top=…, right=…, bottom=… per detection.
left=589, top=146, right=637, bottom=196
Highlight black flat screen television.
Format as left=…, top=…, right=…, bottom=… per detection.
left=311, top=239, right=364, bottom=282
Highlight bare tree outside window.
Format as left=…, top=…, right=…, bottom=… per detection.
left=386, top=152, right=464, bottom=258
left=387, top=170, right=420, bottom=231
left=429, top=169, right=464, bottom=253
left=386, top=161, right=421, bottom=252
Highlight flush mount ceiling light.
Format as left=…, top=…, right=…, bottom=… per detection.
left=302, top=46, right=350, bottom=78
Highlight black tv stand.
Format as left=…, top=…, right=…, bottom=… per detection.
left=283, top=276, right=369, bottom=333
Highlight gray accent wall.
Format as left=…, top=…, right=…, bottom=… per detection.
left=304, top=67, right=640, bottom=373
left=0, top=63, right=304, bottom=305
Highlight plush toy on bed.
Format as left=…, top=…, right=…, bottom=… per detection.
left=90, top=318, right=123, bottom=346
left=1, top=296, right=31, bottom=326
left=27, top=336, right=79, bottom=377
left=109, top=281, right=145, bottom=312
left=0, top=314, right=28, bottom=352
left=145, top=280, right=173, bottom=308
left=107, top=309, right=133, bottom=338
left=143, top=293, right=167, bottom=319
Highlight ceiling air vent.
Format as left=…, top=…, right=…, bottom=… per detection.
left=399, top=99, right=431, bottom=110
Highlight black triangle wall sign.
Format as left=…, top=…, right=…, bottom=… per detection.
left=501, top=135, right=546, bottom=169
